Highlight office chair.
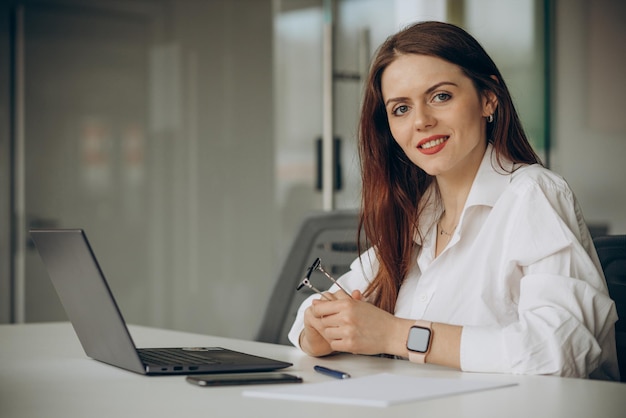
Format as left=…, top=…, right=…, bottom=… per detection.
left=593, top=235, right=626, bottom=382
left=256, top=210, right=363, bottom=345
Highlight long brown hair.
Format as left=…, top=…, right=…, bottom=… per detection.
left=358, top=21, right=540, bottom=313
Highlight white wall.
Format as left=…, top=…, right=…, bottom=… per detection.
left=552, top=0, right=626, bottom=234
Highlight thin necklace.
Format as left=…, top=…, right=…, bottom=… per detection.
left=438, top=209, right=457, bottom=236
left=438, top=222, right=457, bottom=236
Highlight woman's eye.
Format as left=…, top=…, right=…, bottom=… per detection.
left=392, top=105, right=409, bottom=116
left=433, top=93, right=451, bottom=103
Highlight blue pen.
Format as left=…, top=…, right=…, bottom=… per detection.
left=314, top=365, right=351, bottom=379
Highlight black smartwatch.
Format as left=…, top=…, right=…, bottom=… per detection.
left=406, top=320, right=433, bottom=363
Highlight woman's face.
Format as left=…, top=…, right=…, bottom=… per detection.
left=381, top=54, right=496, bottom=180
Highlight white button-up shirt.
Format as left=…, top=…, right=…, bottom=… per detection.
left=288, top=145, right=620, bottom=380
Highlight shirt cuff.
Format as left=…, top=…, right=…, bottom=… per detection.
left=460, top=326, right=509, bottom=373
left=288, top=313, right=305, bottom=349
left=288, top=293, right=321, bottom=349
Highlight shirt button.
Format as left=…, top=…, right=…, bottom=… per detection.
left=419, top=293, right=429, bottom=303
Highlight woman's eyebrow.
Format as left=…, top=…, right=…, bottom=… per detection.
left=384, top=97, right=409, bottom=107
left=384, top=81, right=458, bottom=106
left=424, top=81, right=458, bottom=94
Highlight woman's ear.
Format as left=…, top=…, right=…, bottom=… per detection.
left=483, top=75, right=500, bottom=117
left=482, top=89, right=498, bottom=118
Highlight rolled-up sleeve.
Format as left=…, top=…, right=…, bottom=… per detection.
left=460, top=172, right=619, bottom=379
left=461, top=270, right=617, bottom=377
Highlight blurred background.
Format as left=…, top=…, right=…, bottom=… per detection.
left=1, top=0, right=624, bottom=340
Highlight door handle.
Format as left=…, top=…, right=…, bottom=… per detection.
left=315, top=136, right=342, bottom=191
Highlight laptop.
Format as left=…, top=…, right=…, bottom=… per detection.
left=29, top=228, right=292, bottom=376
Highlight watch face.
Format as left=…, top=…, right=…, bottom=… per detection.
left=407, top=326, right=431, bottom=353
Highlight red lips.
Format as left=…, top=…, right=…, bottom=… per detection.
left=417, top=135, right=449, bottom=155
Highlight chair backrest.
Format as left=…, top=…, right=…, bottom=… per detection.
left=256, top=210, right=362, bottom=345
left=593, top=235, right=626, bottom=382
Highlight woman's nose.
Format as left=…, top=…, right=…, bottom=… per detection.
left=413, top=105, right=435, bottom=131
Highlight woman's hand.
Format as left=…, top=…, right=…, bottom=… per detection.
left=299, top=296, right=334, bottom=357
left=299, top=289, right=363, bottom=357
left=308, top=289, right=412, bottom=357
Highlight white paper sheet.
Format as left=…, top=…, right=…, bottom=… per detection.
left=243, top=373, right=517, bottom=408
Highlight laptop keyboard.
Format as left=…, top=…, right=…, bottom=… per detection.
left=138, top=348, right=220, bottom=366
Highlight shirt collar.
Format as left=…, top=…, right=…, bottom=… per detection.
left=464, top=143, right=514, bottom=209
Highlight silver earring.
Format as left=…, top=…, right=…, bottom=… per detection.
left=487, top=114, right=494, bottom=123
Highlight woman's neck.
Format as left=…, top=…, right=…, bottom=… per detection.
left=436, top=180, right=471, bottom=230
left=434, top=169, right=478, bottom=257
left=435, top=147, right=486, bottom=225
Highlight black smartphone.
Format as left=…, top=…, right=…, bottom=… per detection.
left=185, top=372, right=303, bottom=387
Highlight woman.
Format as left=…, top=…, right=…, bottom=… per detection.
left=288, top=21, right=619, bottom=380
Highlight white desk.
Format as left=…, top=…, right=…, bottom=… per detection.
left=1, top=322, right=624, bottom=417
